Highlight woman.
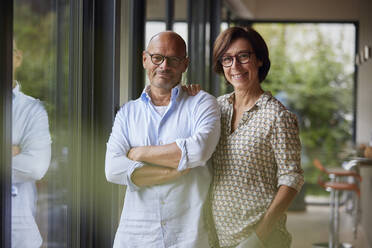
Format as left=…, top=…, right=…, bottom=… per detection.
left=207, top=26, right=304, bottom=248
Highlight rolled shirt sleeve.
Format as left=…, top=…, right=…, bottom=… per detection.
left=105, top=106, right=145, bottom=191
left=175, top=92, right=221, bottom=171
left=271, top=110, right=304, bottom=192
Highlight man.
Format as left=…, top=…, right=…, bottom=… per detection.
left=12, top=40, right=52, bottom=247
left=105, top=31, right=220, bottom=248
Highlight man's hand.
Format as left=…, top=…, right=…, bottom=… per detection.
left=182, top=84, right=201, bottom=96
left=12, top=145, right=21, bottom=156
left=167, top=167, right=191, bottom=182
left=127, top=147, right=144, bottom=161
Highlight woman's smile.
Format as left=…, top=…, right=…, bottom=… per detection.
left=230, top=71, right=248, bottom=80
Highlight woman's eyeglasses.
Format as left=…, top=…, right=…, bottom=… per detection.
left=220, top=52, right=254, bottom=67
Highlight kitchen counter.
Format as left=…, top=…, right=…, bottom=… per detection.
left=346, top=158, right=372, bottom=248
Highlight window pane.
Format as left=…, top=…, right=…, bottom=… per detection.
left=173, top=22, right=188, bottom=46
left=145, top=21, right=166, bottom=47
left=13, top=0, right=72, bottom=247
left=252, top=23, right=356, bottom=196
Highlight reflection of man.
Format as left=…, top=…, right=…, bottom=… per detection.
left=105, top=31, right=220, bottom=247
left=12, top=41, right=52, bottom=248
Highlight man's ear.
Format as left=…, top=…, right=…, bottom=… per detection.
left=14, top=49, right=23, bottom=68
left=142, top=51, right=147, bottom=68
left=182, top=57, right=189, bottom=73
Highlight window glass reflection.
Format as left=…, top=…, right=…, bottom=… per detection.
left=12, top=40, right=52, bottom=248
left=13, top=0, right=71, bottom=247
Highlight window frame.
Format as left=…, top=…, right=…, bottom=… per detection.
left=0, top=0, right=122, bottom=247
left=0, top=0, right=13, bottom=246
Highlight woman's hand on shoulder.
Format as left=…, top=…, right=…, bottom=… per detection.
left=182, top=84, right=201, bottom=96
left=12, top=145, right=21, bottom=156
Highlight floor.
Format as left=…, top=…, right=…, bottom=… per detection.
left=287, top=198, right=369, bottom=248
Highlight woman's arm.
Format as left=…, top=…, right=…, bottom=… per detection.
left=255, top=185, right=298, bottom=240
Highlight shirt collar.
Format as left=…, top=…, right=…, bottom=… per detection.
left=12, top=81, right=21, bottom=100
left=226, top=91, right=272, bottom=108
left=227, top=92, right=235, bottom=104
left=140, top=85, right=152, bottom=102
left=255, top=91, right=272, bottom=108
left=140, top=83, right=182, bottom=103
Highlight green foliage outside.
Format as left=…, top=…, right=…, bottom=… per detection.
left=14, top=3, right=55, bottom=103
left=252, top=23, right=355, bottom=195
left=14, top=2, right=71, bottom=145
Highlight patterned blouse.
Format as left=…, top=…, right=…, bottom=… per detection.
left=210, top=91, right=304, bottom=247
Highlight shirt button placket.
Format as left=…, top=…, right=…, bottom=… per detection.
left=160, top=199, right=166, bottom=227
left=159, top=198, right=166, bottom=246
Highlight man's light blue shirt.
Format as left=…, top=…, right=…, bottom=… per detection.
left=105, top=84, right=220, bottom=248
left=12, top=84, right=52, bottom=248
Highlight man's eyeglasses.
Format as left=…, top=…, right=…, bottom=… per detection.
left=219, top=52, right=254, bottom=67
left=146, top=51, right=185, bottom=67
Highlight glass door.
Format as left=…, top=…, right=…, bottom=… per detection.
left=3, top=0, right=123, bottom=247
left=12, top=1, right=75, bottom=247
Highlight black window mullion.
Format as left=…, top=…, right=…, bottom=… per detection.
left=129, top=0, right=146, bottom=100
left=187, top=0, right=206, bottom=89
left=92, top=0, right=121, bottom=247
left=0, top=1, right=13, bottom=247
left=166, top=0, right=174, bottom=30
left=209, top=0, right=221, bottom=97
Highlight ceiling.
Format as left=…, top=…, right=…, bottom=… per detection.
left=225, top=0, right=361, bottom=21
left=146, top=0, right=363, bottom=22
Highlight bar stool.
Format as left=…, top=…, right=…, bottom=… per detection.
left=312, top=159, right=361, bottom=248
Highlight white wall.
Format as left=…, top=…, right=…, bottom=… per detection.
left=356, top=0, right=372, bottom=144
left=241, top=0, right=360, bottom=20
